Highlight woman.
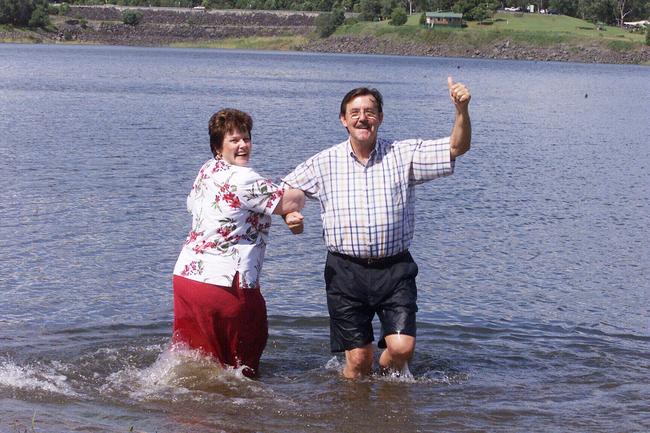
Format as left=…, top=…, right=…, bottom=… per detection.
left=172, top=108, right=304, bottom=378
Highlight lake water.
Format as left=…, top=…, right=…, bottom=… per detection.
left=0, top=43, right=649, bottom=433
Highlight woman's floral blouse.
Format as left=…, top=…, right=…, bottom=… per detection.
left=173, top=158, right=284, bottom=288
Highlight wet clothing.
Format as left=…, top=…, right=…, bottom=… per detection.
left=284, top=136, right=452, bottom=351
left=325, top=251, right=418, bottom=352
left=173, top=157, right=283, bottom=376
left=172, top=275, right=267, bottom=378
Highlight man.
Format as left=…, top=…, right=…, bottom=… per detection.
left=283, top=77, right=471, bottom=379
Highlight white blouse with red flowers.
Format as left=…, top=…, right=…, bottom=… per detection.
left=173, top=158, right=284, bottom=288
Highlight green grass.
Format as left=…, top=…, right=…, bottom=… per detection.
left=480, top=12, right=643, bottom=43
left=0, top=24, right=44, bottom=43
left=335, top=12, right=645, bottom=47
left=170, top=35, right=308, bottom=50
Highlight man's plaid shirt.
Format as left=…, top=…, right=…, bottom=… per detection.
left=282, top=136, right=454, bottom=258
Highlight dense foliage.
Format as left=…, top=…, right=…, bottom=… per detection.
left=0, top=0, right=49, bottom=27
left=315, top=7, right=344, bottom=35
left=390, top=5, right=407, bottom=24
left=122, top=8, right=142, bottom=24
left=56, top=0, right=648, bottom=26
left=1, top=0, right=647, bottom=32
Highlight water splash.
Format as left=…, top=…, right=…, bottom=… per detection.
left=379, top=363, right=416, bottom=383
left=0, top=357, right=78, bottom=397
left=324, top=356, right=342, bottom=372
left=100, top=342, right=265, bottom=401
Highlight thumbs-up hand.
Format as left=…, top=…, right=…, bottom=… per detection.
left=447, top=76, right=471, bottom=109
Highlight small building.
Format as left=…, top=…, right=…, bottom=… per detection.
left=425, top=12, right=464, bottom=28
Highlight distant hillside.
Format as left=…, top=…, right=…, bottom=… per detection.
left=1, top=6, right=648, bottom=64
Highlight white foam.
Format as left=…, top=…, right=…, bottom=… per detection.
left=101, top=342, right=261, bottom=401
left=324, top=356, right=342, bottom=372
left=0, top=358, right=78, bottom=397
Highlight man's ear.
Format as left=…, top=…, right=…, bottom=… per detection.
left=340, top=114, right=349, bottom=130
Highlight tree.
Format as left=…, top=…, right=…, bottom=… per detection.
left=358, top=0, right=381, bottom=20
left=614, top=0, right=632, bottom=27
left=577, top=0, right=616, bottom=24
left=380, top=0, right=395, bottom=18
left=390, top=5, right=407, bottom=24
left=470, top=4, right=491, bottom=21
left=122, top=9, right=143, bottom=25
left=28, top=2, right=48, bottom=27
left=549, top=0, right=577, bottom=15
left=646, top=25, right=650, bottom=45
left=0, top=0, right=34, bottom=25
left=315, top=9, right=343, bottom=36
left=331, top=6, right=345, bottom=25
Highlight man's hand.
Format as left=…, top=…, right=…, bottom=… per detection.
left=447, top=76, right=471, bottom=159
left=284, top=211, right=304, bottom=234
left=448, top=76, right=471, bottom=110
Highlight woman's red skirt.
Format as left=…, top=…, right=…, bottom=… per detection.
left=172, top=274, right=268, bottom=378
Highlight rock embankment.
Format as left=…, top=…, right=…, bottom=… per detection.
left=303, top=35, right=650, bottom=65
left=55, top=6, right=317, bottom=45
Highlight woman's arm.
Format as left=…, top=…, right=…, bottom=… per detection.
left=273, top=188, right=305, bottom=215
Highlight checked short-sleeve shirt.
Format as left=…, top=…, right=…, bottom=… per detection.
left=282, top=137, right=453, bottom=258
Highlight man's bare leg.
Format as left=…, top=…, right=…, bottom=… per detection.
left=343, top=344, right=374, bottom=379
left=379, top=334, right=415, bottom=374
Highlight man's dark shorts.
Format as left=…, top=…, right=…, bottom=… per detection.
left=324, top=251, right=419, bottom=353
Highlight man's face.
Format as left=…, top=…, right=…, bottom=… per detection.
left=340, top=95, right=383, bottom=148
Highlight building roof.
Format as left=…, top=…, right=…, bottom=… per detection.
left=426, top=12, right=463, bottom=19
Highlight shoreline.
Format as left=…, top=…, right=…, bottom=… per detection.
left=2, top=6, right=648, bottom=65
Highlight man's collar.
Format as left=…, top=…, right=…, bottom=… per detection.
left=345, top=137, right=381, bottom=160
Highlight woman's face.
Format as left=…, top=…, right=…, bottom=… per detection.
left=220, top=128, right=252, bottom=166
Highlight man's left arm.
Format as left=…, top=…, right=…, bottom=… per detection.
left=447, top=76, right=471, bottom=160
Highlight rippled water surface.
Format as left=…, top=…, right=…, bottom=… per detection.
left=1, top=44, right=649, bottom=433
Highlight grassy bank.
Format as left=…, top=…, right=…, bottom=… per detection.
left=335, top=12, right=646, bottom=49
left=170, top=35, right=308, bottom=50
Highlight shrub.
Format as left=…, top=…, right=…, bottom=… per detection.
left=28, top=3, right=49, bottom=27
left=419, top=12, right=425, bottom=26
left=122, top=9, right=142, bottom=25
left=331, top=7, right=344, bottom=26
left=389, top=6, right=407, bottom=26
left=315, top=9, right=344, bottom=38
left=646, top=26, right=649, bottom=46
left=315, top=12, right=336, bottom=37
left=59, top=2, right=70, bottom=15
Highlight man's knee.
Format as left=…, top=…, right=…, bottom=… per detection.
left=384, top=334, right=415, bottom=359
